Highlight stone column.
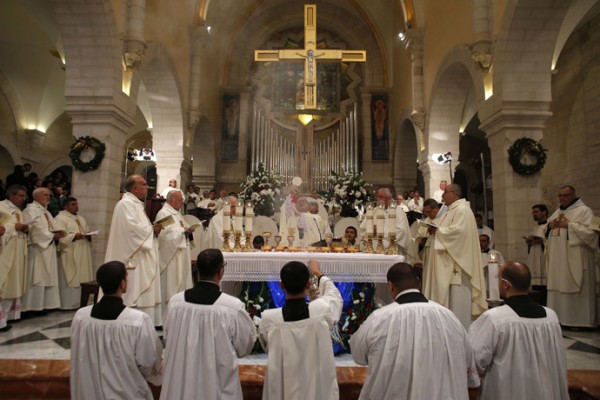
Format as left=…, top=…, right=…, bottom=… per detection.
left=471, top=0, right=493, bottom=69
left=404, top=28, right=425, bottom=128
left=479, top=102, right=551, bottom=260
left=188, top=25, right=210, bottom=128
left=419, top=159, right=453, bottom=200
left=65, top=104, right=134, bottom=267
left=123, top=0, right=147, bottom=69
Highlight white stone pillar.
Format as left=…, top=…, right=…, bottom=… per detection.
left=471, top=0, right=493, bottom=69
left=188, top=25, right=210, bottom=128
left=404, top=29, right=425, bottom=119
left=419, top=160, right=453, bottom=200
left=66, top=106, right=134, bottom=267
left=123, top=0, right=147, bottom=69
left=479, top=102, right=551, bottom=260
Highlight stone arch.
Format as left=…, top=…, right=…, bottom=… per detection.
left=492, top=0, right=570, bottom=104
left=139, top=43, right=186, bottom=191
left=191, top=116, right=216, bottom=190
left=393, top=118, right=419, bottom=195
left=40, top=159, right=72, bottom=179
left=422, top=45, right=484, bottom=196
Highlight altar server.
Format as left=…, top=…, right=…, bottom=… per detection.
left=70, top=261, right=162, bottom=400
left=160, top=249, right=255, bottom=400
left=55, top=197, right=94, bottom=309
left=105, top=175, right=163, bottom=325
left=469, top=261, right=568, bottom=400
left=259, top=259, right=343, bottom=400
left=350, top=262, right=480, bottom=400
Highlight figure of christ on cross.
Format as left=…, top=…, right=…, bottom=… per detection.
left=255, top=4, right=366, bottom=110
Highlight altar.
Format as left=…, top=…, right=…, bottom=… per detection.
left=221, top=252, right=405, bottom=283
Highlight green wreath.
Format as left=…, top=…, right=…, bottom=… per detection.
left=69, top=136, right=106, bottom=172
left=507, top=137, right=547, bottom=176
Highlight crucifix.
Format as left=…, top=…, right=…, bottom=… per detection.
left=254, top=4, right=366, bottom=110
left=253, top=4, right=366, bottom=191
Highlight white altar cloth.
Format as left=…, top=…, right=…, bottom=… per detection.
left=222, top=252, right=405, bottom=283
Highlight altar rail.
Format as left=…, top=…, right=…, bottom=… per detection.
left=222, top=252, right=404, bottom=282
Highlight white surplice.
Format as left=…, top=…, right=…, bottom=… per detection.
left=350, top=295, right=480, bottom=400
left=21, top=201, right=60, bottom=311
left=545, top=199, right=599, bottom=327
left=161, top=291, right=256, bottom=400
left=259, top=276, right=343, bottom=400
left=358, top=207, right=411, bottom=254
left=278, top=211, right=330, bottom=247
left=105, top=192, right=162, bottom=325
left=155, top=203, right=193, bottom=305
left=0, top=200, right=27, bottom=326
left=427, top=198, right=487, bottom=326
left=527, top=222, right=547, bottom=286
left=55, top=210, right=94, bottom=309
left=468, top=305, right=569, bottom=400
left=478, top=224, right=495, bottom=248
left=70, top=306, right=163, bottom=400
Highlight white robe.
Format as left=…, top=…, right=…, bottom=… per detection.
left=21, top=201, right=60, bottom=311
left=527, top=222, right=547, bottom=286
left=155, top=203, right=193, bottom=305
left=468, top=304, right=569, bottom=400
left=105, top=192, right=162, bottom=325
left=259, top=277, right=343, bottom=400
left=70, top=305, right=163, bottom=400
left=278, top=211, right=330, bottom=247
left=478, top=225, right=495, bottom=249
left=350, top=295, right=480, bottom=400
left=55, top=211, right=94, bottom=310
left=407, top=197, right=423, bottom=213
left=0, top=200, right=28, bottom=327
left=545, top=199, right=599, bottom=327
left=161, top=291, right=256, bottom=400
left=358, top=207, right=411, bottom=254
left=427, top=199, right=487, bottom=326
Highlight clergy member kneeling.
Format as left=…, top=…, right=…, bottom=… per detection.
left=349, top=262, right=480, bottom=400
left=259, top=260, right=343, bottom=400
left=468, top=261, right=569, bottom=400
left=70, top=261, right=163, bottom=400
left=160, top=249, right=256, bottom=400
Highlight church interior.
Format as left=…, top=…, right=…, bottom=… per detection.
left=1, top=0, right=600, bottom=398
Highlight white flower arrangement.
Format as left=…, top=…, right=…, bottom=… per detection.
left=326, top=167, right=372, bottom=217
left=240, top=162, right=284, bottom=216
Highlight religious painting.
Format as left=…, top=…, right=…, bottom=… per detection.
left=272, top=62, right=340, bottom=112
left=371, top=94, right=389, bottom=160
left=221, top=94, right=240, bottom=161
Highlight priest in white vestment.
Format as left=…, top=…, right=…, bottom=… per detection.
left=358, top=188, right=411, bottom=255
left=0, top=185, right=29, bottom=330
left=205, top=196, right=244, bottom=249
left=161, top=249, right=255, bottom=400
left=278, top=196, right=329, bottom=247
left=155, top=190, right=193, bottom=306
left=21, top=188, right=63, bottom=312
left=55, top=197, right=94, bottom=310
left=475, top=213, right=495, bottom=249
left=425, top=184, right=487, bottom=328
left=259, top=260, right=343, bottom=400
left=432, top=180, right=447, bottom=204
left=469, top=261, right=569, bottom=400
left=545, top=185, right=599, bottom=328
left=350, top=263, right=480, bottom=400
left=105, top=175, right=163, bottom=326
left=71, top=261, right=162, bottom=400
left=526, top=204, right=548, bottom=287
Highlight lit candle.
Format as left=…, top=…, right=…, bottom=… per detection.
left=387, top=203, right=396, bottom=235
left=234, top=208, right=243, bottom=231
left=488, top=252, right=500, bottom=301
left=375, top=205, right=385, bottom=234
left=366, top=216, right=373, bottom=234
left=222, top=201, right=230, bottom=235
left=245, top=202, right=254, bottom=232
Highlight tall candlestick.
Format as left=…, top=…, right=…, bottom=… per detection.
left=488, top=252, right=500, bottom=301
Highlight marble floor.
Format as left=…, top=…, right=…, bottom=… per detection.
left=0, top=310, right=599, bottom=370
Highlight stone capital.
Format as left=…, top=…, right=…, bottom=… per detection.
left=190, top=25, right=211, bottom=50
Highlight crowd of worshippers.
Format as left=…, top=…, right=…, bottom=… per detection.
left=1, top=164, right=72, bottom=217
left=70, top=252, right=569, bottom=400
left=2, top=173, right=597, bottom=397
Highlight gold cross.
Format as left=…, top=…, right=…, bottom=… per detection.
left=255, top=4, right=366, bottom=110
